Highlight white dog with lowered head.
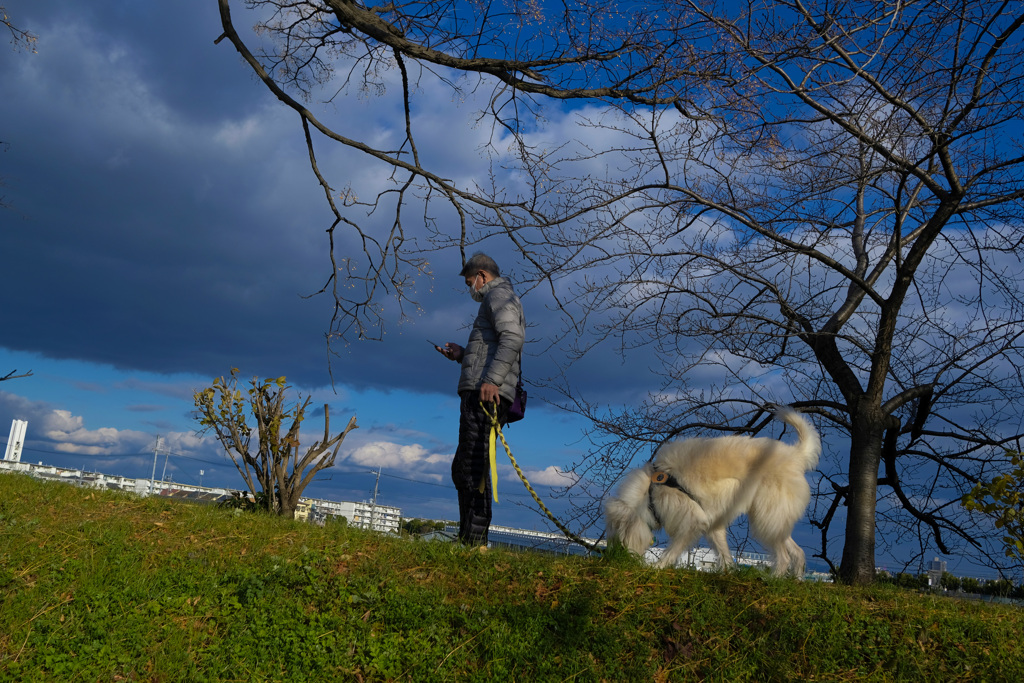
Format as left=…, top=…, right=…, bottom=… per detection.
left=605, top=406, right=820, bottom=577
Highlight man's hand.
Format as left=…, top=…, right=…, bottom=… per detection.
left=437, top=343, right=464, bottom=362
left=479, top=382, right=500, bottom=404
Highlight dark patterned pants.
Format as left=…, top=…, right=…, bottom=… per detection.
left=451, top=391, right=509, bottom=545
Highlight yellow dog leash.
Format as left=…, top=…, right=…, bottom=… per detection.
left=477, top=401, right=501, bottom=503
left=479, top=401, right=603, bottom=553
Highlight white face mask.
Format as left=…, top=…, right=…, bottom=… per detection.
left=469, top=273, right=485, bottom=302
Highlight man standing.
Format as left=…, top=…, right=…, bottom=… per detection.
left=435, top=253, right=525, bottom=546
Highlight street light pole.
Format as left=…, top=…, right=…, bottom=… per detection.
left=160, top=446, right=170, bottom=486
left=149, top=436, right=161, bottom=496
left=369, top=467, right=381, bottom=531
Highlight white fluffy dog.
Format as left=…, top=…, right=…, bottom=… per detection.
left=605, top=406, right=820, bottom=577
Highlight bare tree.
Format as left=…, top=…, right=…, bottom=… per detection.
left=213, top=0, right=703, bottom=342
left=194, top=370, right=358, bottom=519
left=215, top=1, right=1024, bottom=583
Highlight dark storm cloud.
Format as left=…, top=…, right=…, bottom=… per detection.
left=0, top=0, right=660, bottom=410
left=0, top=3, right=425, bottom=389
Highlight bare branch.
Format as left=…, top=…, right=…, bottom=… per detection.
left=1, top=369, right=33, bottom=382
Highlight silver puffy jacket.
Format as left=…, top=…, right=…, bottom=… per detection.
left=457, top=277, right=525, bottom=402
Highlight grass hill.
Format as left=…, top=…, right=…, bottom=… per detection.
left=1, top=473, right=1021, bottom=681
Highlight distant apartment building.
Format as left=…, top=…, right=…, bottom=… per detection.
left=927, top=557, right=948, bottom=587
left=305, top=498, right=401, bottom=534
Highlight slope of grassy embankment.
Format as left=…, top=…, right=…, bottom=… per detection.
left=1, top=473, right=1021, bottom=681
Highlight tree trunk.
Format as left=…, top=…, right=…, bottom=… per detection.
left=839, top=413, right=886, bottom=585
left=278, top=478, right=299, bottom=521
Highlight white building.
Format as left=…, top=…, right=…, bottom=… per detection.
left=4, top=419, right=27, bottom=462
left=927, top=557, right=948, bottom=587
left=306, top=498, right=401, bottom=534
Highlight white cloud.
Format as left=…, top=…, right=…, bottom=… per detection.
left=0, top=391, right=167, bottom=458
left=516, top=464, right=579, bottom=487
left=40, top=409, right=150, bottom=455
left=344, top=440, right=448, bottom=469
left=214, top=115, right=267, bottom=149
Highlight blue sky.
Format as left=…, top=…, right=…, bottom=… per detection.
left=0, top=346, right=591, bottom=530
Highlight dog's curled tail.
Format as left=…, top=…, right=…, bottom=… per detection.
left=773, top=405, right=821, bottom=471
left=605, top=464, right=659, bottom=554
